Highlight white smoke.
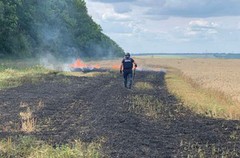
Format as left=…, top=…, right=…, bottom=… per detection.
left=38, top=53, right=74, bottom=72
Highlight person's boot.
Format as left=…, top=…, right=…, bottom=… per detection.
left=124, top=80, right=127, bottom=88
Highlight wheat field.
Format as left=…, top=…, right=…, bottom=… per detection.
left=136, top=57, right=240, bottom=104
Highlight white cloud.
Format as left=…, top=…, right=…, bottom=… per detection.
left=102, top=12, right=130, bottom=21
left=90, top=0, right=240, bottom=18
left=113, top=3, right=132, bottom=13
left=238, top=22, right=240, bottom=30
left=186, top=20, right=218, bottom=36
left=86, top=0, right=240, bottom=53
left=189, top=20, right=218, bottom=28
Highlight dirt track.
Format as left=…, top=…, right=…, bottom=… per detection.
left=0, top=71, right=239, bottom=157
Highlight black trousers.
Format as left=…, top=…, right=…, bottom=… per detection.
left=123, top=69, right=133, bottom=88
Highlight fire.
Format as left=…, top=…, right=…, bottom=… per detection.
left=70, top=58, right=87, bottom=68
left=94, top=64, right=100, bottom=69
left=69, top=59, right=139, bottom=72
left=112, top=64, right=120, bottom=70
left=69, top=58, right=104, bottom=72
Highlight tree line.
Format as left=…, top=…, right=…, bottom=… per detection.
left=0, top=0, right=125, bottom=58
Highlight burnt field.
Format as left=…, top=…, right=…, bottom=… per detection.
left=0, top=71, right=239, bottom=157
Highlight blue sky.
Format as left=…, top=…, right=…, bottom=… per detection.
left=85, top=0, right=240, bottom=53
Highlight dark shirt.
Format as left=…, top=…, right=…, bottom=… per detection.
left=122, top=58, right=134, bottom=70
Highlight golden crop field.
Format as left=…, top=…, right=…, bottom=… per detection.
left=135, top=57, right=240, bottom=104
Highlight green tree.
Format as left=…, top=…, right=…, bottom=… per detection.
left=0, top=0, right=125, bottom=58
left=0, top=0, right=18, bottom=54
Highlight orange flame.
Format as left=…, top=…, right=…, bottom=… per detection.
left=94, top=64, right=101, bottom=69
left=112, top=64, right=120, bottom=70
left=70, top=58, right=87, bottom=68
left=70, top=58, right=102, bottom=70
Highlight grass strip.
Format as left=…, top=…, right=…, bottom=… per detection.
left=0, top=136, right=101, bottom=158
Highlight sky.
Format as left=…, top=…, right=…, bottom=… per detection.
left=85, top=0, right=240, bottom=54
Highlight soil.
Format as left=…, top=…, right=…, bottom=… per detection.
left=0, top=71, right=239, bottom=157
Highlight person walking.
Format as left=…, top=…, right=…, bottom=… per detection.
left=120, top=53, right=137, bottom=89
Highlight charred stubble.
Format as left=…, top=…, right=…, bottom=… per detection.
left=0, top=71, right=239, bottom=157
